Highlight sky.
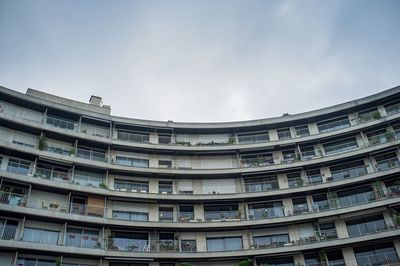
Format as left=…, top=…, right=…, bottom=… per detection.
left=0, top=0, right=399, bottom=122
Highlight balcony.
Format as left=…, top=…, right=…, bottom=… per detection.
left=244, top=179, right=280, bottom=192
left=45, top=115, right=77, bottom=131
left=117, top=131, right=149, bottom=143
left=76, top=147, right=107, bottom=162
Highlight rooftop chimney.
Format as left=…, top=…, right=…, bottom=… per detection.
left=89, top=95, right=102, bottom=106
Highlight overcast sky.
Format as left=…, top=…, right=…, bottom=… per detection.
left=0, top=0, right=399, bottom=122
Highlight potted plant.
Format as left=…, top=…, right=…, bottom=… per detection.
left=319, top=249, right=327, bottom=265
left=372, top=111, right=382, bottom=120
left=372, top=181, right=384, bottom=199
left=38, top=134, right=47, bottom=151
left=69, top=147, right=76, bottom=156
left=237, top=259, right=252, bottom=266
left=99, top=182, right=108, bottom=189
left=180, top=263, right=192, bottom=266
left=228, top=134, right=236, bottom=145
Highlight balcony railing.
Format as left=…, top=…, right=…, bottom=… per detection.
left=0, top=224, right=17, bottom=240
left=5, top=221, right=399, bottom=255
left=69, top=202, right=106, bottom=217
left=117, top=131, right=149, bottom=143
left=33, top=167, right=71, bottom=183
left=177, top=212, right=196, bottom=222
left=244, top=180, right=280, bottom=192
left=204, top=210, right=241, bottom=221
left=324, top=141, right=358, bottom=155
left=76, top=148, right=107, bottom=162
left=329, top=165, right=368, bottom=181
left=0, top=191, right=27, bottom=207
left=45, top=116, right=77, bottom=131
left=376, top=157, right=400, bottom=171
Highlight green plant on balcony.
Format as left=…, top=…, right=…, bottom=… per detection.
left=99, top=182, right=108, bottom=189
left=372, top=111, right=382, bottom=120
left=69, top=147, right=76, bottom=156
left=237, top=259, right=252, bottom=266
left=319, top=249, right=327, bottom=265
left=180, top=263, right=192, bottom=266
left=55, top=257, right=62, bottom=266
left=38, top=134, right=47, bottom=151
left=228, top=134, right=236, bottom=145
left=372, top=181, right=384, bottom=199
left=327, top=193, right=339, bottom=208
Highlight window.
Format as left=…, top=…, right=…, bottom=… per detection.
left=336, top=186, right=375, bottom=207
left=248, top=201, right=284, bottom=219
left=114, top=180, right=149, bottom=193
left=277, top=128, right=291, bottom=140
left=244, top=175, right=279, bottom=192
left=300, top=146, right=316, bottom=160
left=312, top=194, right=330, bottom=211
left=115, top=156, right=149, bottom=168
left=329, top=161, right=367, bottom=181
left=112, top=210, right=148, bottom=221
left=287, top=172, right=303, bottom=188
left=204, top=205, right=239, bottom=221
left=346, top=214, right=386, bottom=237
left=22, top=228, right=59, bottom=245
left=206, top=236, right=242, bottom=251
left=76, top=147, right=106, bottom=162
left=7, top=158, right=31, bottom=175
left=241, top=153, right=274, bottom=167
left=158, top=134, right=172, bottom=144
left=323, top=138, right=358, bottom=155
left=238, top=131, right=269, bottom=144
left=306, top=169, right=322, bottom=184
left=181, top=239, right=196, bottom=252
left=375, top=152, right=399, bottom=171
left=354, top=243, right=399, bottom=266
left=295, top=125, right=310, bottom=137
left=159, top=181, right=173, bottom=194
left=159, top=160, right=172, bottom=168
left=73, top=170, right=104, bottom=188
left=117, top=130, right=149, bottom=143
left=358, top=108, right=381, bottom=122
left=65, top=228, right=100, bottom=249
left=292, top=197, right=308, bottom=214
left=159, top=207, right=173, bottom=222
left=319, top=222, right=338, bottom=239
left=253, top=234, right=289, bottom=248
left=385, top=101, right=400, bottom=115
left=317, top=117, right=350, bottom=133
left=110, top=232, right=148, bottom=252
left=178, top=206, right=194, bottom=221
left=46, top=115, right=76, bottom=130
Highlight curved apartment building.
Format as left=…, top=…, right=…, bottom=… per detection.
left=0, top=85, right=399, bottom=266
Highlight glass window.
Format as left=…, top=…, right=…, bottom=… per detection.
left=306, top=169, right=322, bottom=184
left=317, top=117, right=350, bottom=133
left=238, top=131, right=270, bottom=144
left=253, top=234, right=289, bottom=248
left=206, top=237, right=242, bottom=251
left=117, top=130, right=149, bottom=143
left=292, top=197, right=308, bottom=214
left=159, top=207, right=173, bottom=222
left=244, top=175, right=279, bottom=192
left=329, top=161, right=367, bottom=181
left=354, top=243, right=399, bottom=266
left=112, top=211, right=148, bottom=221
left=323, top=138, right=358, bottom=155
left=295, top=125, right=310, bottom=137
left=7, top=158, right=31, bottom=175
left=248, top=201, right=284, bottom=219
left=287, top=172, right=303, bottom=188
left=22, top=228, right=59, bottom=245
left=258, top=257, right=294, bottom=266
left=204, top=205, right=239, bottom=221
left=159, top=181, right=173, bottom=194
left=346, top=214, right=386, bottom=237
left=115, top=156, right=149, bottom=168
left=277, top=128, right=291, bottom=140
left=375, top=152, right=399, bottom=171
left=114, top=180, right=149, bottom=193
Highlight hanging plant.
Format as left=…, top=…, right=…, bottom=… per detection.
left=38, top=134, right=47, bottom=151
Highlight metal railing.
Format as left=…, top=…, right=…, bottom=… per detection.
left=330, top=165, right=368, bottom=180
left=0, top=224, right=17, bottom=240
left=177, top=212, right=196, bottom=222
left=376, top=157, right=400, bottom=171
left=45, top=116, right=77, bottom=131
left=204, top=210, right=241, bottom=221
left=317, top=119, right=350, bottom=133
left=76, top=148, right=107, bottom=162
left=117, top=131, right=149, bottom=143
left=0, top=191, right=27, bottom=206
left=34, top=167, right=71, bottom=182
left=244, top=180, right=280, bottom=192
left=324, top=141, right=358, bottom=155
left=69, top=202, right=106, bottom=217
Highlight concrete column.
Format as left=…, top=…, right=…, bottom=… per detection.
left=282, top=198, right=294, bottom=216
left=288, top=224, right=299, bottom=241
left=196, top=232, right=207, bottom=252
left=334, top=219, right=349, bottom=238
left=342, top=247, right=357, bottom=266
left=242, top=229, right=251, bottom=250
left=273, top=151, right=282, bottom=164
left=149, top=179, right=158, bottom=193
left=192, top=179, right=202, bottom=194
left=235, top=177, right=243, bottom=193
left=148, top=204, right=158, bottom=221
left=238, top=202, right=246, bottom=219
left=377, top=105, right=388, bottom=117
left=363, top=157, right=375, bottom=173
left=393, top=239, right=400, bottom=257
left=194, top=204, right=204, bottom=221
left=348, top=113, right=358, bottom=126
left=149, top=132, right=158, bottom=144
left=269, top=129, right=279, bottom=141
left=149, top=154, right=158, bottom=168
left=278, top=173, right=288, bottom=189
left=294, top=254, right=306, bottom=266
left=308, top=123, right=319, bottom=135
left=320, top=166, right=331, bottom=182
left=356, top=134, right=366, bottom=148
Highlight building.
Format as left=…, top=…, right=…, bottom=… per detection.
left=0, top=85, right=399, bottom=266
